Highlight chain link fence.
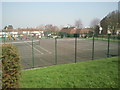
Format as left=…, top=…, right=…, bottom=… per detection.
left=1, top=35, right=119, bottom=69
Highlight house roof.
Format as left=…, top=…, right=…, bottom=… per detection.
left=3, top=28, right=43, bottom=32
left=60, top=27, right=81, bottom=34
left=80, top=28, right=93, bottom=33
left=18, top=28, right=40, bottom=31
left=60, top=27, right=93, bottom=34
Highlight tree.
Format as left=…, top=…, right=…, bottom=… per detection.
left=90, top=18, right=100, bottom=35
left=100, top=10, right=120, bottom=34
left=44, top=24, right=59, bottom=36
left=4, top=26, right=7, bottom=29
left=74, top=19, right=83, bottom=29
left=36, top=24, right=45, bottom=30
left=90, top=18, right=100, bottom=28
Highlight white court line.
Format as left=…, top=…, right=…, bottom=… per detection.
left=36, top=45, right=52, bottom=54
left=7, top=41, right=24, bottom=44
left=24, top=41, right=44, bottom=54
left=6, top=40, right=39, bottom=44
left=24, top=40, right=39, bottom=43
left=26, top=40, right=52, bottom=54
left=6, top=40, right=51, bottom=54
left=58, top=39, right=87, bottom=41
left=24, top=40, right=52, bottom=54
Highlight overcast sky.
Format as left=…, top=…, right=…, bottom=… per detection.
left=1, top=1, right=118, bottom=29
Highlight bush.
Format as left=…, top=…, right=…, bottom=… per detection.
left=1, top=44, right=21, bottom=89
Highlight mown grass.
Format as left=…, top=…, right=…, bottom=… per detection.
left=20, top=57, right=119, bottom=88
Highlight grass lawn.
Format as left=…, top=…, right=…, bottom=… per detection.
left=20, top=57, right=119, bottom=88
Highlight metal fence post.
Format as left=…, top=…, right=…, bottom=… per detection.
left=4, top=34, right=6, bottom=44
left=3, top=32, right=6, bottom=44
left=102, top=34, right=103, bottom=40
left=75, top=37, right=77, bottom=63
left=55, top=38, right=57, bottom=64
left=107, top=34, right=110, bottom=57
left=39, top=38, right=40, bottom=45
left=2, top=32, right=4, bottom=44
left=92, top=34, right=95, bottom=60
left=32, top=37, right=35, bottom=68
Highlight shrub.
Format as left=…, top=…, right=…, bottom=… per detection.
left=1, top=44, right=21, bottom=89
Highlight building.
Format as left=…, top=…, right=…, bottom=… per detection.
left=1, top=28, right=44, bottom=40
left=79, top=28, right=94, bottom=37
left=59, top=27, right=94, bottom=37
left=59, top=27, right=81, bottom=37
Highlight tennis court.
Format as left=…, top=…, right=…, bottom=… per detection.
left=11, top=38, right=118, bottom=69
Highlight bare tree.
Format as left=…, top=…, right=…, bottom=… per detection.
left=36, top=24, right=45, bottom=30
left=75, top=19, right=83, bottom=29
left=90, top=18, right=100, bottom=28
left=100, top=10, right=120, bottom=34
left=44, top=24, right=60, bottom=36
left=90, top=18, right=100, bottom=35
left=45, top=24, right=53, bottom=32
left=59, top=25, right=64, bottom=30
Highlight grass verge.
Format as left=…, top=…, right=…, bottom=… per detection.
left=20, top=57, right=119, bottom=88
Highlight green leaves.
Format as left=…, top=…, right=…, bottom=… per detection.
left=2, top=44, right=21, bottom=89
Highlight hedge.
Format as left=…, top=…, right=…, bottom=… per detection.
left=1, top=44, right=21, bottom=89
